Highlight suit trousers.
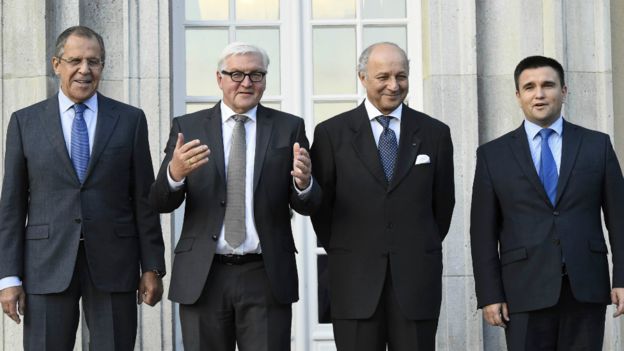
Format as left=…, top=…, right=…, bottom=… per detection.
left=505, top=275, right=606, bottom=351
left=332, top=264, right=438, bottom=351
left=23, top=242, right=137, bottom=351
left=179, top=259, right=292, bottom=351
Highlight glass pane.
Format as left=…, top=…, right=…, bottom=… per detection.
left=313, top=27, right=356, bottom=95
left=363, top=26, right=407, bottom=52
left=317, top=255, right=331, bottom=324
left=312, top=0, right=355, bottom=19
left=362, top=0, right=406, bottom=19
left=186, top=0, right=228, bottom=20
left=236, top=28, right=281, bottom=96
left=186, top=29, right=228, bottom=96
left=314, top=101, right=357, bottom=124
left=260, top=101, right=281, bottom=110
left=236, top=0, right=279, bottom=20
left=186, top=103, right=214, bottom=113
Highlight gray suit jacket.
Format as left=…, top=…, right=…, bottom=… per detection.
left=149, top=102, right=321, bottom=305
left=0, top=93, right=165, bottom=294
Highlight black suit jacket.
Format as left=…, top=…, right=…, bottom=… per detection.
left=310, top=103, right=455, bottom=320
left=0, top=93, right=165, bottom=294
left=471, top=120, right=624, bottom=313
left=149, top=103, right=321, bottom=305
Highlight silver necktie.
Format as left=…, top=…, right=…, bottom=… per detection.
left=224, top=114, right=248, bottom=249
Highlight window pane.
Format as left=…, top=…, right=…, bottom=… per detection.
left=314, top=101, right=357, bottom=124
left=186, top=103, right=214, bottom=113
left=236, top=0, right=279, bottom=20
left=312, top=0, right=355, bottom=19
left=363, top=26, right=407, bottom=51
left=313, top=27, right=356, bottom=95
left=236, top=28, right=281, bottom=96
left=362, top=0, right=406, bottom=19
left=186, top=0, right=228, bottom=20
left=260, top=101, right=281, bottom=110
left=186, top=29, right=228, bottom=96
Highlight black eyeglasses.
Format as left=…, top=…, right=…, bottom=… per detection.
left=221, top=70, right=266, bottom=83
left=57, top=56, right=104, bottom=69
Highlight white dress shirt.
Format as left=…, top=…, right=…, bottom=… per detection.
left=167, top=102, right=312, bottom=255
left=0, top=91, right=99, bottom=290
left=364, top=99, right=402, bottom=146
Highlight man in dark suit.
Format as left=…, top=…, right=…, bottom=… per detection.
left=310, top=42, right=455, bottom=351
left=0, top=26, right=165, bottom=350
left=149, top=42, right=321, bottom=351
left=470, top=55, right=624, bottom=350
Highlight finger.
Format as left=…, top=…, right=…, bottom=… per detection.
left=293, top=142, right=301, bottom=159
left=175, top=133, right=185, bottom=150
left=6, top=302, right=20, bottom=324
left=18, top=292, right=25, bottom=316
left=612, top=290, right=618, bottom=305
left=179, top=139, right=202, bottom=154
left=617, top=301, right=624, bottom=318
left=502, top=303, right=510, bottom=322
left=137, top=289, right=144, bottom=305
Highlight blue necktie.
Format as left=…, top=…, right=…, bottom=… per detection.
left=538, top=128, right=558, bottom=205
left=71, top=103, right=89, bottom=183
left=377, top=116, right=398, bottom=183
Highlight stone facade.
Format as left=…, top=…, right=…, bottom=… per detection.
left=1, top=0, right=623, bottom=350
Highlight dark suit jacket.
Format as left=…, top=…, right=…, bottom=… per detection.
left=0, top=93, right=165, bottom=294
left=149, top=102, right=321, bottom=305
left=310, top=103, right=455, bottom=320
left=470, top=120, right=624, bottom=313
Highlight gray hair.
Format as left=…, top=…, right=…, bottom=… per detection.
left=54, top=26, right=106, bottom=64
left=217, top=42, right=270, bottom=71
left=357, top=42, right=409, bottom=77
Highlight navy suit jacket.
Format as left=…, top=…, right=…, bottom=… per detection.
left=471, top=120, right=624, bottom=313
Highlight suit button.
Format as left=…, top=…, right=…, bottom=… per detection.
left=74, top=218, right=82, bottom=224
left=386, top=222, right=393, bottom=229
left=212, top=234, right=218, bottom=241
left=553, top=211, right=559, bottom=216
left=553, top=239, right=560, bottom=246
left=220, top=200, right=226, bottom=207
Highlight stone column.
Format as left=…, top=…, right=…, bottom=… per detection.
left=421, top=1, right=481, bottom=350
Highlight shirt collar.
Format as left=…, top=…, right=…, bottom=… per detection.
left=58, top=90, right=98, bottom=113
left=220, top=101, right=257, bottom=124
left=364, top=99, right=402, bottom=122
left=524, top=115, right=564, bottom=139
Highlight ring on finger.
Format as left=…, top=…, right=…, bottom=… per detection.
left=187, top=159, right=193, bottom=166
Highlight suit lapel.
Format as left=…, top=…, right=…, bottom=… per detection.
left=85, top=94, right=120, bottom=181
left=204, top=104, right=226, bottom=182
left=350, top=104, right=387, bottom=188
left=388, top=106, right=421, bottom=192
left=509, top=123, right=553, bottom=207
left=40, top=95, right=77, bottom=180
left=253, top=104, right=274, bottom=192
left=556, top=120, right=582, bottom=205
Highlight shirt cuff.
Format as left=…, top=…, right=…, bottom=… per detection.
left=0, top=276, right=22, bottom=290
left=293, top=177, right=313, bottom=199
left=167, top=163, right=186, bottom=191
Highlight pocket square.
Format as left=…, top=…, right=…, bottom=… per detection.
left=415, top=154, right=430, bottom=165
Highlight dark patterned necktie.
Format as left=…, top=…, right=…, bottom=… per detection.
left=376, top=115, right=398, bottom=183
left=224, top=115, right=248, bottom=248
left=71, top=103, right=89, bottom=183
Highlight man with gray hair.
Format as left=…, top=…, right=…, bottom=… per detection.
left=0, top=25, right=165, bottom=350
left=150, top=42, right=321, bottom=350
left=311, top=42, right=455, bottom=350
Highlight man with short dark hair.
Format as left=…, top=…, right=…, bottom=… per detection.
left=311, top=42, right=455, bottom=351
left=471, top=55, right=624, bottom=350
left=0, top=26, right=165, bottom=350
